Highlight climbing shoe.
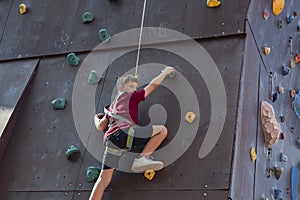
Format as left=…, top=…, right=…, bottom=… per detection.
left=131, top=156, right=164, bottom=173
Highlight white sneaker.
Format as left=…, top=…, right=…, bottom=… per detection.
left=131, top=156, right=164, bottom=173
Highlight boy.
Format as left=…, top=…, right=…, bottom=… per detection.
left=89, top=66, right=175, bottom=200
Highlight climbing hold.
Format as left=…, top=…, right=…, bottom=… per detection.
left=279, top=132, right=286, bottom=140
left=274, top=167, right=283, bottom=180
left=82, top=12, right=94, bottom=23
left=286, top=15, right=294, bottom=24
left=278, top=86, right=284, bottom=94
left=166, top=71, right=176, bottom=79
left=19, top=4, right=27, bottom=14
left=272, top=92, right=279, bottom=102
left=51, top=98, right=67, bottom=110
left=295, top=54, right=300, bottom=64
left=263, top=10, right=270, bottom=20
left=293, top=92, right=300, bottom=119
left=206, top=0, right=221, bottom=8
left=65, top=145, right=80, bottom=160
left=263, top=47, right=271, bottom=55
left=282, top=66, right=289, bottom=76
left=185, top=112, right=196, bottom=123
left=279, top=115, right=285, bottom=123
left=272, top=0, right=285, bottom=16
left=290, top=90, right=296, bottom=98
left=267, top=168, right=274, bottom=178
left=98, top=29, right=111, bottom=42
left=291, top=165, right=298, bottom=200
left=280, top=152, right=287, bottom=162
left=274, top=189, right=283, bottom=199
left=88, top=70, right=101, bottom=84
left=250, top=147, right=256, bottom=161
left=260, top=101, right=281, bottom=148
left=278, top=19, right=284, bottom=29
left=67, top=53, right=80, bottom=66
left=144, top=169, right=155, bottom=181
left=86, top=166, right=101, bottom=182
left=296, top=137, right=300, bottom=148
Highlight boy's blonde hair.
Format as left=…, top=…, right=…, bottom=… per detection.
left=117, top=74, right=139, bottom=87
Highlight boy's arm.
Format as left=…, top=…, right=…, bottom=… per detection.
left=144, top=66, right=175, bottom=97
left=94, top=113, right=109, bottom=131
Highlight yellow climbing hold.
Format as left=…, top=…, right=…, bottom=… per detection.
left=250, top=147, right=256, bottom=161
left=263, top=47, right=271, bottom=55
left=144, top=169, right=155, bottom=181
left=19, top=4, right=27, bottom=14
left=207, top=0, right=221, bottom=8
left=272, top=0, right=284, bottom=16
left=185, top=112, right=196, bottom=123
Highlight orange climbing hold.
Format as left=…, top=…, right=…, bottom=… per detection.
left=295, top=54, right=300, bottom=64
left=207, top=0, right=221, bottom=8
left=272, top=0, right=285, bottom=16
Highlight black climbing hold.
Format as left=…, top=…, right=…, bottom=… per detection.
left=282, top=66, right=290, bottom=76
left=51, top=98, right=67, bottom=110
left=86, top=166, right=101, bottom=182
left=82, top=12, right=94, bottom=23
left=272, top=92, right=279, bottom=102
left=278, top=19, right=284, bottom=29
left=65, top=145, right=80, bottom=160
left=280, top=115, right=285, bottom=122
left=99, top=29, right=110, bottom=42
left=279, top=132, right=286, bottom=140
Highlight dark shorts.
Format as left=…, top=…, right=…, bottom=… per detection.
left=102, top=125, right=153, bottom=170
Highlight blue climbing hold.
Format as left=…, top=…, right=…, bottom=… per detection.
left=280, top=152, right=287, bottom=162
left=293, top=92, right=300, bottom=119
left=99, top=29, right=111, bottom=42
left=274, top=189, right=282, bottom=199
left=272, top=92, right=279, bottom=102
left=286, top=15, right=295, bottom=24
left=292, top=165, right=298, bottom=200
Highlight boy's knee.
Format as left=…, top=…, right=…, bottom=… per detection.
left=161, top=125, right=168, bottom=138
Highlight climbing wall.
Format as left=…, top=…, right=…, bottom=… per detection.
left=231, top=0, right=300, bottom=199
left=0, top=0, right=260, bottom=200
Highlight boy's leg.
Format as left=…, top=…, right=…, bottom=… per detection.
left=140, top=125, right=167, bottom=157
left=89, top=168, right=114, bottom=200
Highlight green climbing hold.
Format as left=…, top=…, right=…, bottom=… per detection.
left=86, top=166, right=101, bottom=182
left=88, top=70, right=101, bottom=84
left=67, top=53, right=80, bottom=66
left=51, top=98, right=67, bottom=110
left=65, top=145, right=80, bottom=160
left=98, top=29, right=110, bottom=42
left=82, top=12, right=94, bottom=23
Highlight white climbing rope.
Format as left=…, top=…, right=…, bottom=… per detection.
left=135, top=0, right=147, bottom=76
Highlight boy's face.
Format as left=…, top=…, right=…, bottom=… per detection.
left=120, top=81, right=138, bottom=93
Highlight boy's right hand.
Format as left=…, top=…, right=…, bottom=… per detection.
left=162, top=66, right=175, bottom=75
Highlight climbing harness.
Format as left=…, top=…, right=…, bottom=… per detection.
left=103, top=92, right=136, bottom=156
